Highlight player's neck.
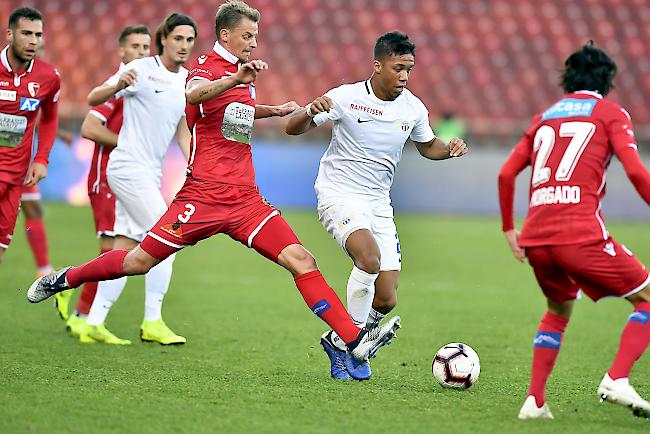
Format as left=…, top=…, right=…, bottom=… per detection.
left=159, top=53, right=181, bottom=73
left=7, top=47, right=30, bottom=73
left=369, top=76, right=394, bottom=102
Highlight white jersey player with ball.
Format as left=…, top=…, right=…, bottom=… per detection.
left=286, top=31, right=468, bottom=379
left=78, top=14, right=197, bottom=345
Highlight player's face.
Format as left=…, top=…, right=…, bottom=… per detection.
left=119, top=33, right=151, bottom=64
left=220, top=18, right=258, bottom=63
left=161, top=25, right=196, bottom=65
left=7, top=18, right=43, bottom=63
left=373, top=53, right=414, bottom=100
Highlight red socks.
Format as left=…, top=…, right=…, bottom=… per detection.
left=294, top=270, right=361, bottom=343
left=528, top=311, right=569, bottom=407
left=74, top=247, right=111, bottom=315
left=25, top=218, right=50, bottom=270
left=66, top=249, right=128, bottom=289
left=608, top=302, right=650, bottom=380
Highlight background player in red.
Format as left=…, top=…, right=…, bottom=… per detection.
left=498, top=42, right=650, bottom=420
left=0, top=7, right=60, bottom=265
left=61, top=25, right=152, bottom=336
left=27, top=0, right=398, bottom=380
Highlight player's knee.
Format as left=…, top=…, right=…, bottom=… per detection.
left=628, top=285, right=650, bottom=305
left=374, top=292, right=397, bottom=314
left=123, top=252, right=155, bottom=275
left=353, top=253, right=381, bottom=275
left=279, top=245, right=318, bottom=275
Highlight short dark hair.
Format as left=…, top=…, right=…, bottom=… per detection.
left=8, top=7, right=43, bottom=29
left=374, top=31, right=415, bottom=60
left=560, top=41, right=617, bottom=96
left=118, top=25, right=150, bottom=46
left=215, top=0, right=260, bottom=39
left=155, top=13, right=198, bottom=54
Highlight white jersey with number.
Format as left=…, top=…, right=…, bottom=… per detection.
left=313, top=80, right=435, bottom=205
left=105, top=56, right=188, bottom=181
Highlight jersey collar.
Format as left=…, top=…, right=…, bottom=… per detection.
left=1, top=45, right=34, bottom=73
left=213, top=41, right=239, bottom=64
left=574, top=90, right=603, bottom=99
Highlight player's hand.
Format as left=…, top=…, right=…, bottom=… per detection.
left=117, top=69, right=137, bottom=90
left=307, top=95, right=333, bottom=116
left=448, top=137, right=468, bottom=157
left=234, top=60, right=268, bottom=85
left=276, top=101, right=300, bottom=117
left=24, top=162, right=47, bottom=187
left=504, top=229, right=525, bottom=262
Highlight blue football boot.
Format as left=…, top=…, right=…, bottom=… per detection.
left=321, top=330, right=351, bottom=380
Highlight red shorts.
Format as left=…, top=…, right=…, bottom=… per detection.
left=21, top=184, right=41, bottom=201
left=526, top=237, right=650, bottom=302
left=0, top=181, right=23, bottom=248
left=88, top=182, right=116, bottom=237
left=141, top=179, right=301, bottom=261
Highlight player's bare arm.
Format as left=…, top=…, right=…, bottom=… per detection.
left=285, top=95, right=333, bottom=135
left=414, top=137, right=468, bottom=160
left=175, top=116, right=191, bottom=161
left=254, top=101, right=299, bottom=119
left=87, top=69, right=137, bottom=106
left=186, top=60, right=268, bottom=105
left=80, top=113, right=118, bottom=147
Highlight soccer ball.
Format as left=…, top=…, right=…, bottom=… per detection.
left=432, top=343, right=480, bottom=389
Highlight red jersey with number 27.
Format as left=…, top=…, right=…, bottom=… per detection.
left=499, top=91, right=650, bottom=247
left=185, top=45, right=257, bottom=187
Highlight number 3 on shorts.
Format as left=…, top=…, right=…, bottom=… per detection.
left=177, top=203, right=196, bottom=224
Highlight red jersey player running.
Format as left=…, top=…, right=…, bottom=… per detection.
left=0, top=7, right=60, bottom=265
left=498, top=42, right=650, bottom=420
left=26, top=0, right=396, bottom=379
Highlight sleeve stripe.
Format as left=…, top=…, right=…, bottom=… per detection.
left=89, top=110, right=108, bottom=123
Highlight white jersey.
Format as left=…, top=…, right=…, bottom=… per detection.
left=105, top=56, right=188, bottom=181
left=313, top=80, right=435, bottom=205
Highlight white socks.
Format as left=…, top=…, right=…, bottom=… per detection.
left=87, top=276, right=127, bottom=326
left=86, top=253, right=176, bottom=326
left=346, top=266, right=378, bottom=326
left=144, top=254, right=175, bottom=321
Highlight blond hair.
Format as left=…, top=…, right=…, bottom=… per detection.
left=215, top=0, right=260, bottom=39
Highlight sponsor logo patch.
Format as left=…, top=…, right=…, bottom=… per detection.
left=533, top=332, right=562, bottom=349
left=19, top=97, right=40, bottom=111
left=542, top=98, right=596, bottom=120
left=0, top=90, right=16, bottom=101
left=311, top=299, right=331, bottom=318
left=160, top=221, right=183, bottom=239
left=629, top=311, right=650, bottom=325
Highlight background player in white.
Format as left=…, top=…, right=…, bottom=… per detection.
left=286, top=31, right=468, bottom=379
left=77, top=13, right=196, bottom=345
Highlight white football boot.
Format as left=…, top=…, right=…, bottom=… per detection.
left=518, top=395, right=554, bottom=420
left=598, top=374, right=650, bottom=419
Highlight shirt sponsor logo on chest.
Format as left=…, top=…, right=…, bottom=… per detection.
left=20, top=97, right=40, bottom=111
left=0, top=89, right=16, bottom=101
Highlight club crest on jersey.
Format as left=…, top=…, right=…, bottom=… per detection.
left=249, top=84, right=256, bottom=100
left=198, top=55, right=207, bottom=65
left=19, top=97, right=40, bottom=111
left=395, top=119, right=414, bottom=132
left=28, top=82, right=40, bottom=97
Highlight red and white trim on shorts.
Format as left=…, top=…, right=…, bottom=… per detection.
left=0, top=241, right=9, bottom=249
left=146, top=231, right=187, bottom=250
left=96, top=230, right=115, bottom=238
left=247, top=210, right=279, bottom=247
left=621, top=273, right=650, bottom=299
left=21, top=192, right=41, bottom=201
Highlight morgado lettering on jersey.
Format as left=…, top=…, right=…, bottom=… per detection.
left=530, top=185, right=581, bottom=207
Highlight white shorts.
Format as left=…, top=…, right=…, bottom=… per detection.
left=108, top=171, right=167, bottom=242
left=317, top=199, right=401, bottom=271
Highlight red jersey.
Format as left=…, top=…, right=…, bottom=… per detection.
left=87, top=97, right=123, bottom=194
left=499, top=91, right=650, bottom=247
left=0, top=46, right=60, bottom=185
left=185, top=42, right=257, bottom=186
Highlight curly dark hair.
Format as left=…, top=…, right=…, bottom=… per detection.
left=374, top=31, right=415, bottom=60
left=561, top=41, right=617, bottom=95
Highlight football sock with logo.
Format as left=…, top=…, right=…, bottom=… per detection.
left=66, top=249, right=129, bottom=289
left=74, top=247, right=112, bottom=316
left=86, top=277, right=127, bottom=326
left=25, top=218, right=52, bottom=273
left=144, top=254, right=175, bottom=321
left=366, top=308, right=386, bottom=330
left=346, top=266, right=378, bottom=327
left=294, top=270, right=361, bottom=343
left=528, top=311, right=569, bottom=407
left=608, top=302, right=650, bottom=380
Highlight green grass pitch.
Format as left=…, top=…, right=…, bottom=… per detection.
left=1, top=203, right=648, bottom=433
